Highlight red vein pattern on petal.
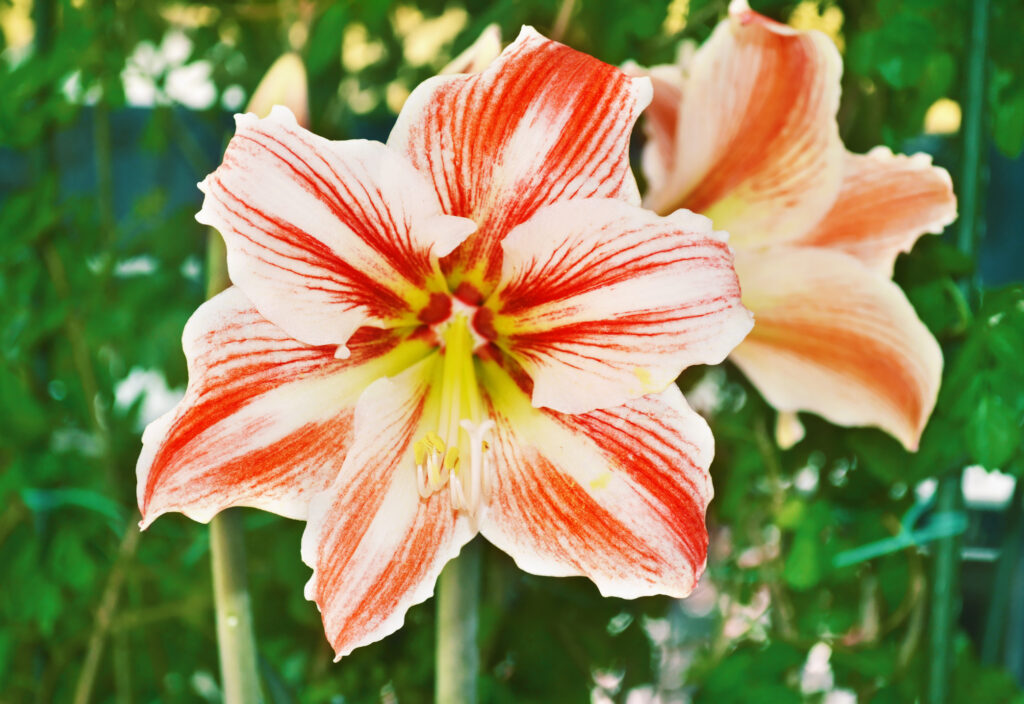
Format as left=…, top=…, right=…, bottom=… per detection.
left=730, top=246, right=943, bottom=450
left=136, top=287, right=431, bottom=527
left=478, top=361, right=713, bottom=599
left=198, top=106, right=475, bottom=350
left=493, top=199, right=751, bottom=414
left=389, top=27, right=651, bottom=290
left=301, top=357, right=475, bottom=659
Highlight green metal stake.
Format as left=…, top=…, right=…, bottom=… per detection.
left=928, top=0, right=990, bottom=701
left=982, top=484, right=1024, bottom=664
left=928, top=476, right=964, bottom=704
left=955, top=0, right=991, bottom=302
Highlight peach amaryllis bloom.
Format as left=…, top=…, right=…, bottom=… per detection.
left=632, top=0, right=956, bottom=450
left=136, top=28, right=753, bottom=658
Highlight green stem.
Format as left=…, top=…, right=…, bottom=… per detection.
left=435, top=539, right=481, bottom=704
left=205, top=231, right=263, bottom=703
left=982, top=484, right=1024, bottom=664
left=72, top=526, right=140, bottom=704
left=210, top=510, right=264, bottom=704
left=928, top=475, right=963, bottom=704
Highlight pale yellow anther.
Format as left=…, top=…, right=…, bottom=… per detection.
left=443, top=446, right=460, bottom=472
left=425, top=431, right=445, bottom=451
left=414, top=439, right=429, bottom=467
left=427, top=452, right=443, bottom=488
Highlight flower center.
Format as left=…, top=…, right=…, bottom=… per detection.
left=413, top=312, right=494, bottom=519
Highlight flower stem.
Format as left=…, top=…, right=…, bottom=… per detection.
left=436, top=539, right=481, bottom=704
left=210, top=509, right=265, bottom=704
left=205, top=231, right=263, bottom=703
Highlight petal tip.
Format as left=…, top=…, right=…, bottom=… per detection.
left=514, top=25, right=544, bottom=44
left=728, top=0, right=752, bottom=15
left=630, top=75, right=654, bottom=112
left=233, top=111, right=257, bottom=128
left=268, top=103, right=298, bottom=125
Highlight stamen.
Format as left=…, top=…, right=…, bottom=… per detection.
left=458, top=419, right=496, bottom=518
left=411, top=313, right=497, bottom=519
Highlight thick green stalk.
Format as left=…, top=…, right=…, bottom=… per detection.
left=206, top=232, right=264, bottom=703
left=929, top=1, right=990, bottom=700
left=435, top=540, right=481, bottom=704
left=210, top=509, right=264, bottom=704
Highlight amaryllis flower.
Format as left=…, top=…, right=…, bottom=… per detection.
left=632, top=0, right=956, bottom=449
left=136, top=28, right=753, bottom=657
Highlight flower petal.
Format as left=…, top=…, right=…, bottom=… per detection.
left=389, top=26, right=650, bottom=292
left=136, top=287, right=432, bottom=528
left=477, top=361, right=713, bottom=598
left=490, top=199, right=752, bottom=414
left=643, top=2, right=844, bottom=249
left=729, top=246, right=943, bottom=450
left=302, top=356, right=475, bottom=659
left=637, top=64, right=685, bottom=197
left=197, top=106, right=476, bottom=353
left=794, top=148, right=958, bottom=274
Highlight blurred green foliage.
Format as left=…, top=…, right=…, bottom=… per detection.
left=2, top=0, right=1023, bottom=702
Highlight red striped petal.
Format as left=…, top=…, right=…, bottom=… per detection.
left=197, top=106, right=476, bottom=353
left=136, top=287, right=432, bottom=527
left=491, top=199, right=751, bottom=414
left=389, top=27, right=650, bottom=293
left=730, top=246, right=943, bottom=450
left=302, top=356, right=475, bottom=658
left=478, top=361, right=714, bottom=598
left=642, top=2, right=844, bottom=248
left=794, top=148, right=958, bottom=274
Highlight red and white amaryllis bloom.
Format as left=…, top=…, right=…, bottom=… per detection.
left=136, top=28, right=753, bottom=657
left=632, top=0, right=957, bottom=450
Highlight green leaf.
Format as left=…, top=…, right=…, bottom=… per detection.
left=966, top=393, right=1021, bottom=470
left=306, top=5, right=348, bottom=75
left=783, top=504, right=832, bottom=590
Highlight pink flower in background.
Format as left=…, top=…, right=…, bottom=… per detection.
left=136, top=28, right=752, bottom=657
left=633, top=0, right=956, bottom=449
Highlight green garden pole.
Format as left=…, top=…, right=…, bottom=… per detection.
left=928, top=0, right=990, bottom=701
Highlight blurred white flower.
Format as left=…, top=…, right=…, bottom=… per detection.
left=800, top=641, right=835, bottom=695
left=166, top=60, right=216, bottom=110
left=115, top=367, right=183, bottom=430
